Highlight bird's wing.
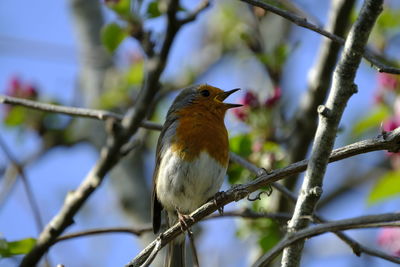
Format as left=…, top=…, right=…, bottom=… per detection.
left=151, top=112, right=178, bottom=233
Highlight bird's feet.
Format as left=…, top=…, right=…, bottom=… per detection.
left=212, top=191, right=226, bottom=215
left=177, top=210, right=195, bottom=232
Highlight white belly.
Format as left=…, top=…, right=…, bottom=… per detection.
left=156, top=148, right=226, bottom=214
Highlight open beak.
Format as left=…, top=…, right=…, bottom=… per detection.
left=216, top=88, right=243, bottom=109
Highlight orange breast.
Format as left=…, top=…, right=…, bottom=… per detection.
left=171, top=103, right=229, bottom=167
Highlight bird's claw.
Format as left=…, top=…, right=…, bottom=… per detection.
left=213, top=191, right=226, bottom=215
left=177, top=211, right=195, bottom=232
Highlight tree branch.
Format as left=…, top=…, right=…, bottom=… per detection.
left=286, top=0, right=355, bottom=198
left=239, top=0, right=400, bottom=74
left=178, top=0, right=210, bottom=25
left=253, top=213, right=400, bottom=266
left=280, top=1, right=384, bottom=266
left=230, top=152, right=400, bottom=262
left=56, top=227, right=152, bottom=243
left=0, top=135, right=44, bottom=233
left=19, top=0, right=187, bottom=265
left=0, top=95, right=163, bottom=131
left=207, top=208, right=291, bottom=222
left=318, top=166, right=386, bottom=209
left=125, top=127, right=400, bottom=266
left=2, top=74, right=399, bottom=267
left=53, top=209, right=289, bottom=246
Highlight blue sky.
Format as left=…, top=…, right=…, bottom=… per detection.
left=0, top=0, right=399, bottom=266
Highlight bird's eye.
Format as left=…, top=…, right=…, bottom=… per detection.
left=200, top=90, right=210, bottom=97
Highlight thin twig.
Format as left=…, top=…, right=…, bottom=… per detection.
left=19, top=0, right=194, bottom=265
left=56, top=226, right=152, bottom=243
left=280, top=1, right=384, bottom=266
left=252, top=213, right=400, bottom=266
left=125, top=127, right=400, bottom=266
left=230, top=152, right=400, bottom=262
left=240, top=0, right=400, bottom=74
left=318, top=166, right=385, bottom=208
left=2, top=53, right=399, bottom=267
left=0, top=95, right=122, bottom=121
left=178, top=0, right=210, bottom=25
left=0, top=135, right=44, bottom=232
left=0, top=135, right=50, bottom=267
left=206, top=208, right=291, bottom=222
left=141, top=237, right=163, bottom=267
left=0, top=95, right=163, bottom=131
left=3, top=91, right=400, bottom=262
left=285, top=0, right=356, bottom=203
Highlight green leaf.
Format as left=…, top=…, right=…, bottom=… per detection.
left=352, top=105, right=390, bottom=136
left=227, top=164, right=245, bottom=184
left=107, top=0, right=131, bottom=18
left=101, top=23, right=127, bottom=53
left=126, top=61, right=144, bottom=85
left=377, top=9, right=400, bottom=30
left=257, top=44, right=290, bottom=70
left=229, top=134, right=252, bottom=157
left=368, top=170, right=400, bottom=205
left=4, top=106, right=27, bottom=126
left=0, top=238, right=36, bottom=258
left=258, top=228, right=280, bottom=252
left=147, top=1, right=161, bottom=18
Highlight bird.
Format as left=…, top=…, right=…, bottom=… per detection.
left=151, top=84, right=242, bottom=267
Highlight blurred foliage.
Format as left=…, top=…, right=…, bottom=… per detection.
left=0, top=238, right=36, bottom=258
left=146, top=1, right=162, bottom=18
left=237, top=215, right=281, bottom=253
left=372, top=6, right=400, bottom=50
left=101, top=23, right=128, bottom=53
left=2, top=76, right=69, bottom=140
left=228, top=134, right=252, bottom=184
left=368, top=170, right=400, bottom=205
left=2, top=0, right=400, bottom=265
left=352, top=105, right=390, bottom=136
left=4, top=106, right=28, bottom=126
left=99, top=61, right=143, bottom=110
left=105, top=0, right=133, bottom=20
left=257, top=43, right=290, bottom=74
left=354, top=71, right=400, bottom=204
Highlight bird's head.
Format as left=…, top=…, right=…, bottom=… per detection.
left=171, top=84, right=242, bottom=117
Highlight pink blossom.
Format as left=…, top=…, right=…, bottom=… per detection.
left=5, top=76, right=39, bottom=99
left=6, top=76, right=22, bottom=96
left=232, top=107, right=248, bottom=121
left=382, top=118, right=399, bottom=132
left=252, top=140, right=263, bottom=153
left=242, top=91, right=259, bottom=107
left=373, top=92, right=384, bottom=104
left=378, top=227, right=400, bottom=256
left=378, top=73, right=398, bottom=91
left=24, top=84, right=38, bottom=99
left=265, top=86, right=282, bottom=107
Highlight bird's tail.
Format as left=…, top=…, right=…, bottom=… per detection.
left=166, top=242, right=185, bottom=267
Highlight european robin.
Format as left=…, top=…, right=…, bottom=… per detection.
left=151, top=84, right=242, bottom=267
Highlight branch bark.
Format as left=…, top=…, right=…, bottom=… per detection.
left=0, top=95, right=162, bottom=131
left=0, top=135, right=44, bottom=233
left=125, top=126, right=400, bottom=266
left=239, top=0, right=400, bottom=75
left=230, top=152, right=400, bottom=263
left=19, top=0, right=187, bottom=265
left=253, top=213, right=400, bottom=266
left=2, top=74, right=399, bottom=267
left=280, top=1, right=384, bottom=266
left=285, top=0, right=355, bottom=199
left=54, top=209, right=290, bottom=243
